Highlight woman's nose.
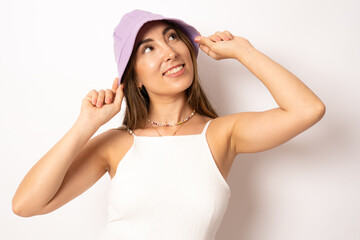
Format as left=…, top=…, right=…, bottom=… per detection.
left=162, top=45, right=177, bottom=61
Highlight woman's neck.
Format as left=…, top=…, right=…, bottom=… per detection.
left=147, top=101, right=193, bottom=125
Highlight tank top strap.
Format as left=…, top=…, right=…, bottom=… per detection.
left=201, top=119, right=213, bottom=135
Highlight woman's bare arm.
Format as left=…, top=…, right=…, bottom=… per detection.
left=230, top=46, right=325, bottom=154
left=195, top=33, right=325, bottom=154
left=12, top=117, right=102, bottom=217
left=12, top=78, right=124, bottom=217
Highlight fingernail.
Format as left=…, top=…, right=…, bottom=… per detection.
left=195, top=36, right=201, bottom=41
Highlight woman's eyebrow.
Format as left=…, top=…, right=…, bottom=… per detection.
left=135, top=26, right=174, bottom=51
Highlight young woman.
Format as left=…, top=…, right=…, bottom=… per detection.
left=12, top=9, right=325, bottom=240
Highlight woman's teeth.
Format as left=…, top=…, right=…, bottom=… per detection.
left=164, top=65, right=184, bottom=75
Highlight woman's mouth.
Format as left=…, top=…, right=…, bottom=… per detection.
left=163, top=64, right=185, bottom=77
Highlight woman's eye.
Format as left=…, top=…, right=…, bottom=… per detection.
left=169, top=33, right=177, bottom=40
left=143, top=46, right=153, bottom=53
left=142, top=33, right=177, bottom=54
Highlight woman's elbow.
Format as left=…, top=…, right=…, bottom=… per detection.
left=12, top=198, right=37, bottom=218
left=12, top=202, right=30, bottom=218
left=314, top=101, right=326, bottom=120
left=304, top=101, right=326, bottom=124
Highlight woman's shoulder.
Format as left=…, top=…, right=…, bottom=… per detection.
left=91, top=126, right=134, bottom=174
left=205, top=114, right=234, bottom=145
left=99, top=126, right=133, bottom=146
left=87, top=126, right=134, bottom=160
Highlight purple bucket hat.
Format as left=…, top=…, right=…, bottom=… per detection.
left=113, top=9, right=201, bottom=86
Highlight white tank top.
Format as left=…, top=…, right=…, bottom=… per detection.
left=97, top=119, right=231, bottom=240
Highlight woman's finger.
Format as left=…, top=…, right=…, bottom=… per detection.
left=87, top=90, right=98, bottom=105
left=85, top=90, right=95, bottom=103
left=209, top=34, right=222, bottom=42
left=199, top=44, right=211, bottom=56
left=215, top=31, right=232, bottom=41
left=105, top=89, right=113, bottom=104
left=195, top=36, right=214, bottom=51
left=112, top=77, right=119, bottom=93
left=224, top=30, right=234, bottom=40
left=113, top=84, right=124, bottom=112
left=96, top=90, right=105, bottom=108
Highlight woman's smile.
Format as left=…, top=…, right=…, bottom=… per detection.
left=163, top=64, right=185, bottom=77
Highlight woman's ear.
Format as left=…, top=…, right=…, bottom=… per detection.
left=135, top=79, right=143, bottom=89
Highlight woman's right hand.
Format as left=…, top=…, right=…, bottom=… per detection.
left=78, top=77, right=124, bottom=128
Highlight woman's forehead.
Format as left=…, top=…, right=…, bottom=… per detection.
left=135, top=21, right=172, bottom=44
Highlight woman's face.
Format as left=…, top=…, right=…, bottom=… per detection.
left=133, top=21, right=194, bottom=97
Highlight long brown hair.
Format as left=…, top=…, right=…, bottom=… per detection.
left=119, top=20, right=218, bottom=131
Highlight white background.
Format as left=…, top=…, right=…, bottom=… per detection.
left=1, top=0, right=359, bottom=239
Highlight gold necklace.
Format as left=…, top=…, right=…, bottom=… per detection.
left=150, top=111, right=195, bottom=136
left=151, top=120, right=187, bottom=136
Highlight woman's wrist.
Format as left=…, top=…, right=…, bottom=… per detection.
left=74, top=115, right=101, bottom=135
left=235, top=43, right=257, bottom=64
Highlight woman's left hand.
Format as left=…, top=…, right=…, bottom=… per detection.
left=194, top=31, right=255, bottom=60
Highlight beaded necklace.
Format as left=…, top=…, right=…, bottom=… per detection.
left=147, top=109, right=196, bottom=136
left=147, top=109, right=195, bottom=127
